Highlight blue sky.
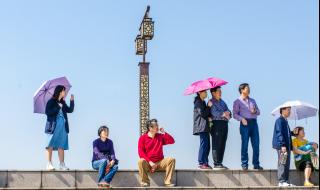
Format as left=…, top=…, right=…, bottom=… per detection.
left=0, top=0, right=318, bottom=170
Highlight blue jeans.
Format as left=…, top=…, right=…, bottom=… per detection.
left=92, top=159, right=118, bottom=183
left=198, top=132, right=210, bottom=165
left=239, top=119, right=260, bottom=168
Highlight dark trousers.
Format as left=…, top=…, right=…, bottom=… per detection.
left=277, top=150, right=291, bottom=183
left=239, top=119, right=260, bottom=168
left=198, top=132, right=210, bottom=165
left=210, top=120, right=228, bottom=166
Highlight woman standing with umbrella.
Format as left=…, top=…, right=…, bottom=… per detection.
left=185, top=77, right=228, bottom=169
left=193, top=90, right=212, bottom=169
left=45, top=85, right=75, bottom=170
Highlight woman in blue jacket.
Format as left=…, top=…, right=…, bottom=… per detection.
left=45, top=85, right=74, bottom=170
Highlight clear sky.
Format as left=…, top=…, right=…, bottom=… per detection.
left=0, top=0, right=318, bottom=170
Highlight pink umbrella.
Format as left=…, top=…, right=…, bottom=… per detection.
left=33, top=76, right=72, bottom=114
left=184, top=77, right=228, bottom=96
left=207, top=77, right=228, bottom=88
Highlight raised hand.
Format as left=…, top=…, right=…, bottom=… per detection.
left=159, top=127, right=165, bottom=134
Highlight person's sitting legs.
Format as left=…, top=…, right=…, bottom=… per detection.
left=156, top=157, right=176, bottom=186
left=138, top=159, right=151, bottom=186
left=92, top=159, right=110, bottom=186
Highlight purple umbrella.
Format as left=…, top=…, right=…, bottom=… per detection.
left=33, top=76, right=72, bottom=114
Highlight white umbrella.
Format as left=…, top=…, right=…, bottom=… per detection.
left=271, top=100, right=318, bottom=120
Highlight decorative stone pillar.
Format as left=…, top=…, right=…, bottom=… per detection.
left=139, top=62, right=150, bottom=135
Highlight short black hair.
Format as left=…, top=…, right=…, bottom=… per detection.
left=147, top=119, right=158, bottom=131
left=210, top=86, right=221, bottom=93
left=280, top=107, right=290, bottom=114
left=238, top=83, right=249, bottom=94
left=98, top=125, right=109, bottom=136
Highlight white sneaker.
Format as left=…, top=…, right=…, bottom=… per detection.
left=279, top=182, right=295, bottom=187
left=140, top=182, right=150, bottom=187
left=46, top=162, right=55, bottom=171
left=59, top=162, right=70, bottom=170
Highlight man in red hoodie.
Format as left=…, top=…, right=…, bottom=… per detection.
left=138, top=119, right=176, bottom=187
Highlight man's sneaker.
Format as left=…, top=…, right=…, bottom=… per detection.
left=46, top=162, right=55, bottom=171
left=59, top=162, right=70, bottom=171
left=253, top=166, right=264, bottom=170
left=222, top=165, right=229, bottom=169
left=213, top=165, right=228, bottom=170
left=140, top=182, right=150, bottom=187
left=198, top=164, right=211, bottom=170
left=165, top=183, right=176, bottom=187
left=242, top=166, right=248, bottom=171
left=278, top=182, right=295, bottom=187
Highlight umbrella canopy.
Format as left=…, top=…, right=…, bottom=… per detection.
left=184, top=77, right=228, bottom=96
left=207, top=77, right=228, bottom=88
left=33, top=76, right=72, bottom=114
left=271, top=100, right=318, bottom=120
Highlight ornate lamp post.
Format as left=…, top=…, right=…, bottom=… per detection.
left=135, top=6, right=154, bottom=135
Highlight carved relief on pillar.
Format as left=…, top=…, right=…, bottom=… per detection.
left=140, top=74, right=149, bottom=134
left=139, top=62, right=150, bottom=135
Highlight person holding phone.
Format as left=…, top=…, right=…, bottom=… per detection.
left=138, top=119, right=175, bottom=187
left=233, top=83, right=263, bottom=171
left=45, top=85, right=74, bottom=171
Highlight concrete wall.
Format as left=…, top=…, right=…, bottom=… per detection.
left=0, top=170, right=318, bottom=188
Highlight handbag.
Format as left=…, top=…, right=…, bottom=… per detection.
left=310, top=152, right=319, bottom=170
left=45, top=121, right=56, bottom=134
